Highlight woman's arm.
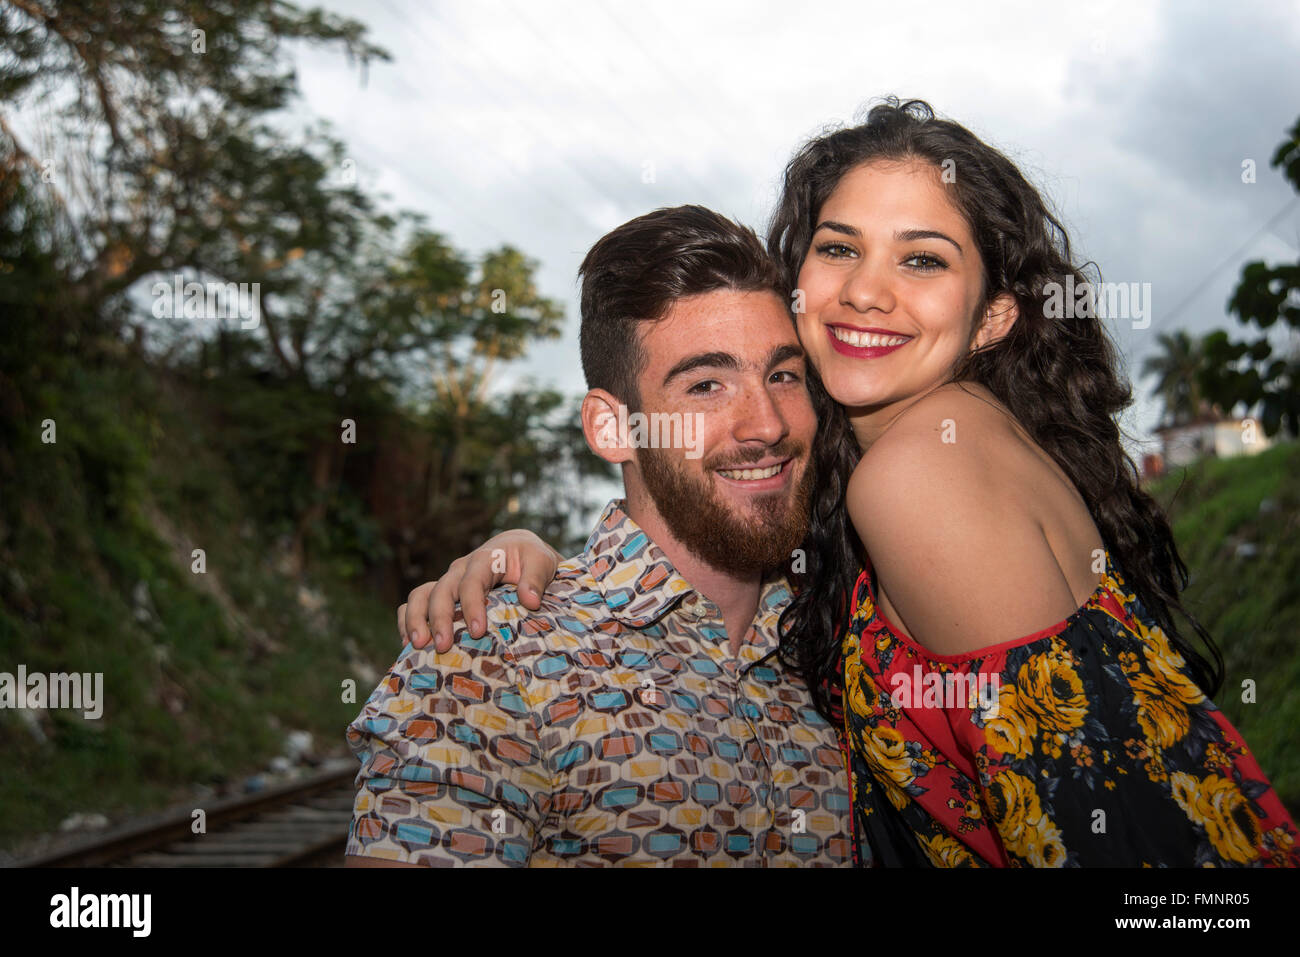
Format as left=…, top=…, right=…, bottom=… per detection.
left=400, top=529, right=563, bottom=652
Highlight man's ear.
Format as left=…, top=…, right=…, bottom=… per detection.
left=581, top=389, right=634, bottom=465
left=973, top=291, right=1019, bottom=350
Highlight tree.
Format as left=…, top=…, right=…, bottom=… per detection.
left=1, top=1, right=604, bottom=583
left=0, top=0, right=388, bottom=333
left=1199, top=115, right=1300, bottom=437
left=1141, top=330, right=1214, bottom=428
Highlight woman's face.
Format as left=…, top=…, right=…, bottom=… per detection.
left=795, top=158, right=995, bottom=417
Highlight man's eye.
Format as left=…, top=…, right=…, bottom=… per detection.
left=687, top=380, right=721, bottom=394
left=771, top=369, right=802, bottom=384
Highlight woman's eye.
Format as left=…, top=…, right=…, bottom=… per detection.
left=815, top=242, right=856, bottom=259
left=905, top=252, right=947, bottom=272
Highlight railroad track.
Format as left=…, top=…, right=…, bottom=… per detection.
left=20, top=763, right=358, bottom=868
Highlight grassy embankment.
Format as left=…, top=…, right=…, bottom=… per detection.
left=1147, top=440, right=1300, bottom=816
left=2, top=360, right=1296, bottom=855
left=0, top=360, right=397, bottom=858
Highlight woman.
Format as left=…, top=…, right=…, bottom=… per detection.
left=403, top=99, right=1298, bottom=867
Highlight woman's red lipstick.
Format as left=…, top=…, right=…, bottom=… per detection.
left=825, top=324, right=912, bottom=359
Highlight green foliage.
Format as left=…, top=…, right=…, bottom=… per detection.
left=1197, top=115, right=1300, bottom=437
left=1141, top=330, right=1214, bottom=428
left=0, top=0, right=611, bottom=858
left=0, top=343, right=402, bottom=856
left=1148, top=442, right=1300, bottom=813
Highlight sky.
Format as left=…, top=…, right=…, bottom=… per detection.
left=289, top=0, right=1300, bottom=464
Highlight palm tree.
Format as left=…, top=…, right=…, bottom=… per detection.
left=1141, top=330, right=1214, bottom=428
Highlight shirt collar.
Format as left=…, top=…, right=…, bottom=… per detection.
left=582, top=499, right=793, bottom=634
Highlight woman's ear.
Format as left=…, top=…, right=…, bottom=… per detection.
left=581, top=389, right=634, bottom=465
left=973, top=292, right=1019, bottom=349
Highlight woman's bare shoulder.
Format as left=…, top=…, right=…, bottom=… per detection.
left=847, top=383, right=1081, bottom=655
left=854, top=384, right=1019, bottom=492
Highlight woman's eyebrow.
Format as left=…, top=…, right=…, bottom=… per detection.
left=894, top=227, right=963, bottom=256
left=813, top=220, right=859, bottom=237
left=813, top=221, right=963, bottom=257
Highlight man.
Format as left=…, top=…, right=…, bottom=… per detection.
left=345, top=206, right=852, bottom=866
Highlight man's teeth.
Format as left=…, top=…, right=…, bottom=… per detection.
left=717, top=464, right=782, bottom=481
left=831, top=328, right=910, bottom=348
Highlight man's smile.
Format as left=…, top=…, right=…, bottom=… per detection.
left=712, top=457, right=795, bottom=491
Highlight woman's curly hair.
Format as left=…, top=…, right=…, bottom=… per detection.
left=769, top=97, right=1223, bottom=721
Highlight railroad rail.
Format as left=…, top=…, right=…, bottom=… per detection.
left=19, top=763, right=358, bottom=868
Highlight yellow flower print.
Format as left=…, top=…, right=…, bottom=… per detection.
left=1101, top=567, right=1136, bottom=605
left=858, top=725, right=926, bottom=811
left=843, top=645, right=873, bottom=719
left=986, top=769, right=1065, bottom=866
left=983, top=684, right=1039, bottom=759
left=1266, top=827, right=1294, bottom=867
left=1143, top=747, right=1169, bottom=785
left=918, top=833, right=976, bottom=867
left=945, top=795, right=984, bottom=823
left=1169, top=771, right=1199, bottom=818
left=1131, top=672, right=1192, bottom=750
left=1033, top=835, right=1068, bottom=868
left=1170, top=772, right=1263, bottom=864
left=1018, top=644, right=1089, bottom=737
left=1138, top=622, right=1205, bottom=709
left=1204, top=743, right=1228, bottom=772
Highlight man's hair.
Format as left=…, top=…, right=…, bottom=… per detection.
left=578, top=205, right=784, bottom=409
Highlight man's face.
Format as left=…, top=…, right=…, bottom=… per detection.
left=629, top=288, right=817, bottom=575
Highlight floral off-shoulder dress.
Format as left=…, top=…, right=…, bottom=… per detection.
left=839, top=549, right=1299, bottom=867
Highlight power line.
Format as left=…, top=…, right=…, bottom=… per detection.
left=1141, top=196, right=1299, bottom=340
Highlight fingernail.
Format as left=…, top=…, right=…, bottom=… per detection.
left=433, top=631, right=444, bottom=648
left=409, top=631, right=419, bottom=645
left=471, top=619, right=483, bottom=635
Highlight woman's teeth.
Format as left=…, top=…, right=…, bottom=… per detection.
left=831, top=328, right=909, bottom=348
left=717, top=464, right=782, bottom=481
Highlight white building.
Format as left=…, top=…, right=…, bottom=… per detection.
left=1153, top=416, right=1273, bottom=470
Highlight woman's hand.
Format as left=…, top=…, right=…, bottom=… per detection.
left=398, top=529, right=563, bottom=653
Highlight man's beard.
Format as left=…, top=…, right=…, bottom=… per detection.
left=637, top=439, right=814, bottom=576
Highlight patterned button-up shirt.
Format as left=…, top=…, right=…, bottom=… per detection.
left=345, top=499, right=854, bottom=866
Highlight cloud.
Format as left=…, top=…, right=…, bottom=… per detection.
left=296, top=0, right=1300, bottom=440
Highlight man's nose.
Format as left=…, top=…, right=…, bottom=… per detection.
left=732, top=384, right=789, bottom=447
